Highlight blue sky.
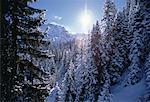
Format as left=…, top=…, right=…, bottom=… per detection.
left=30, top=0, right=125, bottom=33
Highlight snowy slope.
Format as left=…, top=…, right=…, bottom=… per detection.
left=111, top=78, right=146, bottom=102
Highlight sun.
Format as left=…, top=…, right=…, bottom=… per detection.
left=79, top=3, right=93, bottom=33
left=80, top=13, right=91, bottom=29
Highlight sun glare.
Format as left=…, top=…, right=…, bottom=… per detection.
left=80, top=13, right=91, bottom=29
left=79, top=2, right=93, bottom=33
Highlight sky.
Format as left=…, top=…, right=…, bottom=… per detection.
left=30, top=0, right=126, bottom=34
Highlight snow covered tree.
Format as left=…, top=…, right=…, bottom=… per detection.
left=74, top=55, right=87, bottom=102
left=83, top=39, right=100, bottom=101
left=98, top=69, right=111, bottom=102
left=100, top=0, right=118, bottom=86
left=142, top=53, right=150, bottom=101
left=139, top=0, right=150, bottom=101
left=123, top=0, right=150, bottom=86
left=59, top=60, right=76, bottom=102
left=1, top=0, right=54, bottom=101
left=57, top=48, right=74, bottom=82
left=101, top=0, right=117, bottom=38
left=110, top=10, right=130, bottom=84
left=74, top=34, right=100, bottom=101
left=91, top=21, right=104, bottom=84
left=101, top=0, right=117, bottom=55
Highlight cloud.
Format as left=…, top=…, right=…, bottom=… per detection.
left=54, top=16, right=62, bottom=20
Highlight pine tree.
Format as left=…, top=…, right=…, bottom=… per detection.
left=110, top=10, right=130, bottom=84
left=98, top=69, right=111, bottom=102
left=59, top=60, right=76, bottom=102
left=84, top=41, right=100, bottom=101
left=101, top=0, right=117, bottom=38
left=100, top=0, right=117, bottom=86
left=143, top=53, right=150, bottom=101
left=74, top=56, right=87, bottom=102
left=123, top=0, right=150, bottom=86
left=140, top=0, right=150, bottom=101
left=1, top=0, right=53, bottom=101
left=101, top=0, right=117, bottom=57
left=91, top=21, right=104, bottom=84
left=57, top=48, right=73, bottom=81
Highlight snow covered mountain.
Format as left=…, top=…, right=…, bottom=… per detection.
left=41, top=23, right=74, bottom=43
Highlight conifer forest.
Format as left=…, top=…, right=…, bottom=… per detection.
left=1, top=0, right=150, bottom=102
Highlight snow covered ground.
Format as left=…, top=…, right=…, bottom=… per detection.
left=111, top=79, right=146, bottom=102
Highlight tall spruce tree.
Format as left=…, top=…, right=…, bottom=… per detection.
left=1, top=0, right=53, bottom=101
left=101, top=0, right=117, bottom=38
left=91, top=21, right=104, bottom=84
left=75, top=34, right=100, bottom=101
left=101, top=0, right=117, bottom=86
left=84, top=36, right=100, bottom=101
left=59, top=60, right=76, bottom=102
